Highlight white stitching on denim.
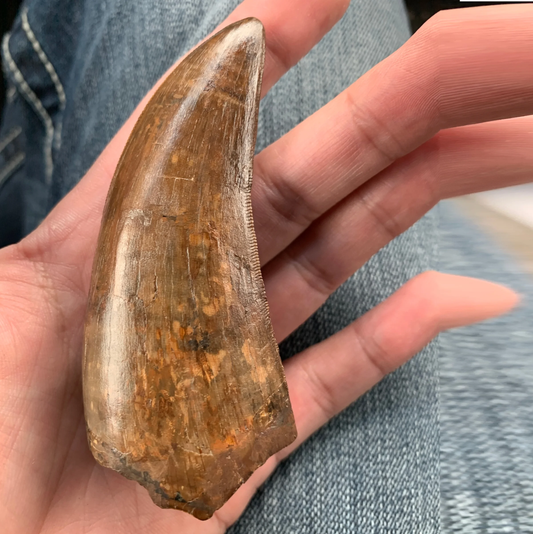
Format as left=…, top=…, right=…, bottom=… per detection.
left=21, top=7, right=66, bottom=152
left=54, top=120, right=63, bottom=151
left=21, top=8, right=66, bottom=107
left=6, top=85, right=17, bottom=103
left=0, top=152, right=25, bottom=190
left=0, top=127, right=22, bottom=154
left=2, top=32, right=54, bottom=184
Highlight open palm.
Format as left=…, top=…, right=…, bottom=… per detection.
left=1, top=1, right=532, bottom=533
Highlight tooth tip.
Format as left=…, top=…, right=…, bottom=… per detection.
left=225, top=17, right=265, bottom=42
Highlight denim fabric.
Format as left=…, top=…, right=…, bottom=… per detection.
left=0, top=0, right=440, bottom=531
left=439, top=202, right=533, bottom=533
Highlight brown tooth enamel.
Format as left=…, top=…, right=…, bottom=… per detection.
left=82, top=18, right=297, bottom=520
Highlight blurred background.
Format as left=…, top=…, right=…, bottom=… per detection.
left=1, top=0, right=531, bottom=273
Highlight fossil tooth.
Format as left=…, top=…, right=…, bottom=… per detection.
left=82, top=18, right=297, bottom=520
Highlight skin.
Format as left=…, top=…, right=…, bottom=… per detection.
left=0, top=1, right=531, bottom=532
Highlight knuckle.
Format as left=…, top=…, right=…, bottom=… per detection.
left=266, top=33, right=296, bottom=74
left=298, top=358, right=339, bottom=421
left=358, top=189, right=404, bottom=243
left=344, top=88, right=408, bottom=165
left=284, top=247, right=338, bottom=301
left=353, top=327, right=391, bottom=379
left=255, top=160, right=322, bottom=232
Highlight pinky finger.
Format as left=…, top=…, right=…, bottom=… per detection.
left=281, top=271, right=518, bottom=456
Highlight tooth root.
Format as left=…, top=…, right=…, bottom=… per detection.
left=82, top=18, right=297, bottom=520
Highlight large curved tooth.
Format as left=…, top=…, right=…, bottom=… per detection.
left=82, top=18, right=297, bottom=520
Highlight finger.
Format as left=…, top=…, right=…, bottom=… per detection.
left=13, top=0, right=349, bottom=281
left=252, top=4, right=533, bottom=263
left=263, top=116, right=533, bottom=341
left=282, top=272, right=518, bottom=452
left=429, top=116, right=533, bottom=198
left=222, top=0, right=350, bottom=98
left=214, top=272, right=519, bottom=525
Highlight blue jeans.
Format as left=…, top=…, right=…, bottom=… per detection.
left=0, top=0, right=437, bottom=531
left=2, top=0, right=531, bottom=531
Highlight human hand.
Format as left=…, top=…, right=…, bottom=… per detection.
left=0, top=1, right=530, bottom=532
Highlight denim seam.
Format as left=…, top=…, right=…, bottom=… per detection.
left=1, top=32, right=54, bottom=185
left=6, top=85, right=17, bottom=104
left=0, top=127, right=22, bottom=154
left=21, top=7, right=66, bottom=152
left=0, top=152, right=25, bottom=190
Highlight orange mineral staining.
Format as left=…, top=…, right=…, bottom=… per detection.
left=82, top=18, right=296, bottom=520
